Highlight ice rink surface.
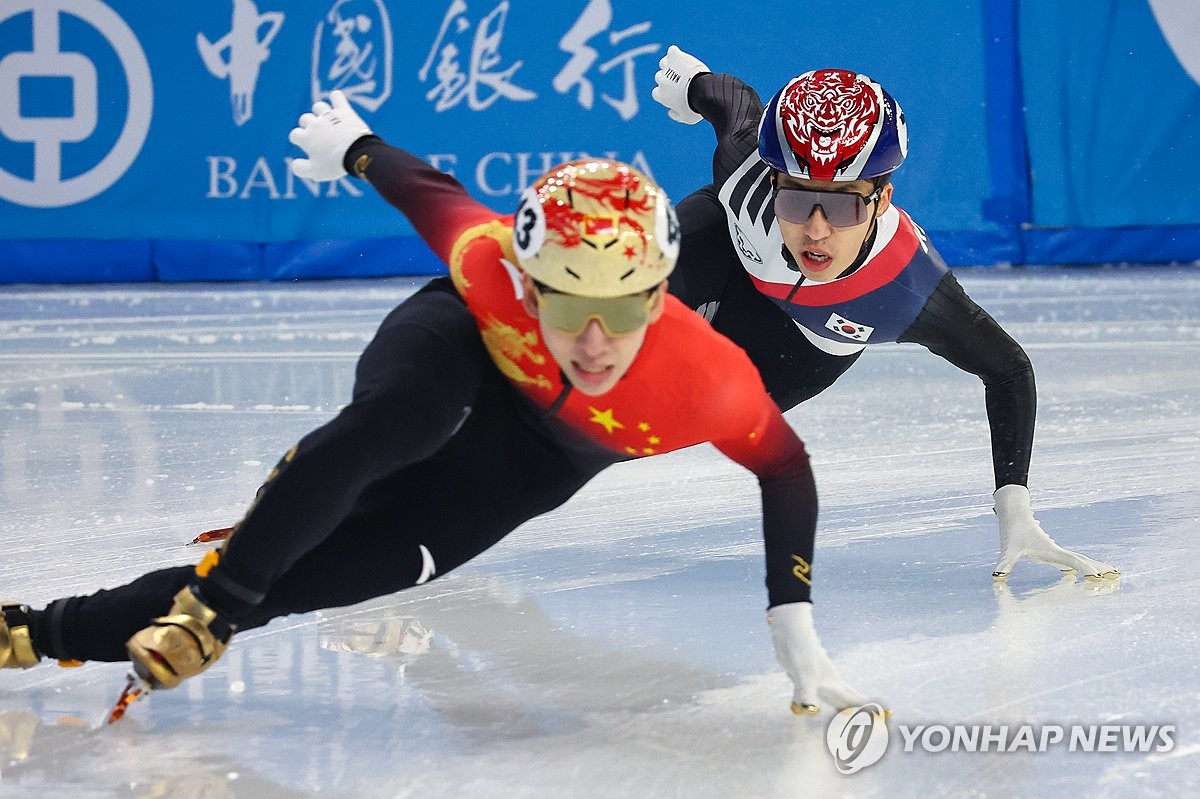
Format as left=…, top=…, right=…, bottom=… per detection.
left=1, top=266, right=1197, bottom=797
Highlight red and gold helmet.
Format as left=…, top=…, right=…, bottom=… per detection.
left=512, top=160, right=679, bottom=298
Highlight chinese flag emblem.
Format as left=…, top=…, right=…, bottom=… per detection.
left=581, top=215, right=619, bottom=246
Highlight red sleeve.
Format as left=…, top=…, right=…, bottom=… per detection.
left=345, top=136, right=501, bottom=264
left=713, top=392, right=807, bottom=478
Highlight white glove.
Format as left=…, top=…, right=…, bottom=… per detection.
left=651, top=45, right=710, bottom=125
left=992, top=485, right=1120, bottom=581
left=288, top=89, right=373, bottom=182
left=768, top=602, right=873, bottom=716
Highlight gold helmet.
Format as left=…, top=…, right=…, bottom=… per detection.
left=512, top=160, right=680, bottom=298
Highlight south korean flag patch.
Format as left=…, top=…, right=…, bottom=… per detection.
left=825, top=313, right=874, bottom=342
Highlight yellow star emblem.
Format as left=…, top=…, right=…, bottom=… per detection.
left=587, top=406, right=625, bottom=434
left=638, top=422, right=651, bottom=432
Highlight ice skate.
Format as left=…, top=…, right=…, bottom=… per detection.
left=126, top=586, right=235, bottom=691
left=0, top=603, right=41, bottom=670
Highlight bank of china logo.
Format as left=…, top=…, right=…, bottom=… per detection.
left=197, top=0, right=285, bottom=126
left=826, top=703, right=889, bottom=774
left=311, top=0, right=393, bottom=112
left=0, top=0, right=152, bottom=208
left=825, top=313, right=874, bottom=342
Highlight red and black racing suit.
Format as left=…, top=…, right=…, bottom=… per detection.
left=31, top=139, right=823, bottom=663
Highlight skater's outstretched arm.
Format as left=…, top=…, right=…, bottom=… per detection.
left=653, top=45, right=763, bottom=185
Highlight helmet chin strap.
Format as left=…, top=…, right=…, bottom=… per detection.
left=847, top=208, right=882, bottom=274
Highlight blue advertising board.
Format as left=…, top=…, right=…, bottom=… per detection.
left=0, top=0, right=1197, bottom=282
left=1019, top=0, right=1200, bottom=263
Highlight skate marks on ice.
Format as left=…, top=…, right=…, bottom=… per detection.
left=0, top=268, right=1198, bottom=796
left=0, top=577, right=812, bottom=798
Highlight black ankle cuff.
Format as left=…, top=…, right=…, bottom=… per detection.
left=28, top=599, right=74, bottom=660
left=45, top=598, right=73, bottom=659
left=191, top=568, right=266, bottom=623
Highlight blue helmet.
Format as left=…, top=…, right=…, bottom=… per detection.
left=758, top=68, right=907, bottom=181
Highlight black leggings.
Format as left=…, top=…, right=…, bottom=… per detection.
left=35, top=287, right=602, bottom=662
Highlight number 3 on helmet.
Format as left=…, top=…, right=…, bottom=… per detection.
left=513, top=160, right=679, bottom=298
left=758, top=68, right=908, bottom=182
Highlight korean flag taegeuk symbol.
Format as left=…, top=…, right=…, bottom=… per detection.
left=825, top=313, right=874, bottom=342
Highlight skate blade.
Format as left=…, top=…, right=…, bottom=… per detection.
left=187, top=527, right=232, bottom=545
left=104, top=673, right=148, bottom=725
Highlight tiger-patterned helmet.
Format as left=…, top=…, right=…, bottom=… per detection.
left=758, top=68, right=907, bottom=182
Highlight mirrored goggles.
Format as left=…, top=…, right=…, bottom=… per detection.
left=772, top=187, right=881, bottom=228
left=534, top=286, right=656, bottom=336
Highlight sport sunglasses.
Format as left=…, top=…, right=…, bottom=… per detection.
left=772, top=186, right=882, bottom=228
left=533, top=284, right=657, bottom=336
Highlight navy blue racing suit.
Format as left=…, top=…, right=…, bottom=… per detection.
left=670, top=72, right=1036, bottom=489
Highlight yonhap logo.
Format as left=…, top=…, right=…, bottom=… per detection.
left=826, top=703, right=889, bottom=774
left=823, top=706, right=1177, bottom=774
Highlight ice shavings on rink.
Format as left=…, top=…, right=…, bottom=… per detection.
left=1, top=267, right=1198, bottom=797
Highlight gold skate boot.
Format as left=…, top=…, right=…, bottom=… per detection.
left=126, top=587, right=234, bottom=690
left=0, top=604, right=41, bottom=669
